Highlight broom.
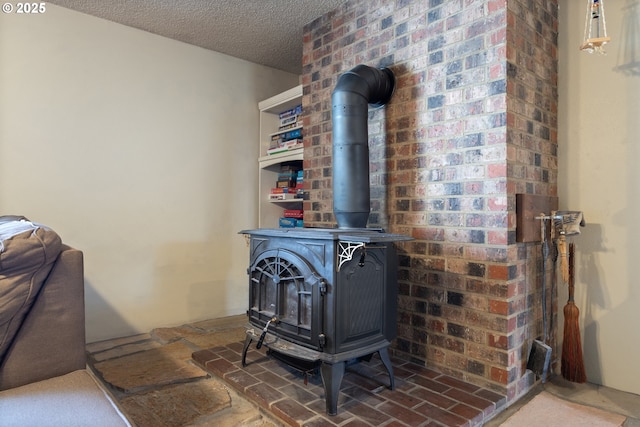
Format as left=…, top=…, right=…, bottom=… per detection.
left=561, top=242, right=586, bottom=383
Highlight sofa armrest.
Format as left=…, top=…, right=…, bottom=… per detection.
left=0, top=246, right=85, bottom=390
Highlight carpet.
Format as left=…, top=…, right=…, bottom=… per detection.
left=0, top=370, right=132, bottom=427
left=500, top=391, right=626, bottom=427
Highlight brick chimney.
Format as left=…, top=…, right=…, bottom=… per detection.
left=300, top=0, right=558, bottom=403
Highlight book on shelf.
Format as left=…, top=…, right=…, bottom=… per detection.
left=273, top=128, right=302, bottom=141
left=272, top=126, right=302, bottom=139
left=279, top=114, right=298, bottom=127
left=270, top=128, right=303, bottom=149
left=279, top=217, right=304, bottom=228
left=270, top=187, right=296, bottom=194
left=266, top=146, right=289, bottom=155
left=268, top=193, right=300, bottom=201
left=284, top=209, right=304, bottom=219
left=284, top=139, right=302, bottom=147
left=279, top=104, right=302, bottom=120
left=266, top=140, right=303, bottom=155
left=277, top=121, right=302, bottom=132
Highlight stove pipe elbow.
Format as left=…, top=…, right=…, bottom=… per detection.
left=332, top=65, right=395, bottom=229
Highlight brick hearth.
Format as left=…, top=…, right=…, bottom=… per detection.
left=193, top=340, right=506, bottom=426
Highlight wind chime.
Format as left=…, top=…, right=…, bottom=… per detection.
left=580, top=0, right=611, bottom=54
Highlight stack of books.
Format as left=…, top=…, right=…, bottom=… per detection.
left=280, top=168, right=304, bottom=227
left=279, top=212, right=303, bottom=228
left=279, top=203, right=303, bottom=228
left=269, top=164, right=300, bottom=201
left=267, top=104, right=303, bottom=155
left=268, top=164, right=304, bottom=228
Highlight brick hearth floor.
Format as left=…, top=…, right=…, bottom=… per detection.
left=87, top=315, right=507, bottom=426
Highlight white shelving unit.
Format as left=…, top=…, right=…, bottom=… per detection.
left=258, top=85, right=303, bottom=228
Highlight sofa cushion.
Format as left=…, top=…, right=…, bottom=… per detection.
left=0, top=369, right=132, bottom=426
left=0, top=218, right=62, bottom=363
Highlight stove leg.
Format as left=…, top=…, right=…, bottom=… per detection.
left=378, top=347, right=395, bottom=390
left=320, top=361, right=345, bottom=416
left=241, top=334, right=253, bottom=367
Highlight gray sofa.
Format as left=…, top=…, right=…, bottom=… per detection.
left=0, top=216, right=131, bottom=426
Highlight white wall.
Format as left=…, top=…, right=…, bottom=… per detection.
left=559, top=2, right=640, bottom=395
left=0, top=5, right=299, bottom=342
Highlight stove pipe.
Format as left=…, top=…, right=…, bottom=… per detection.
left=332, top=65, right=395, bottom=229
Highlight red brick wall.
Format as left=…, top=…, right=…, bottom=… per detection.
left=301, top=0, right=558, bottom=402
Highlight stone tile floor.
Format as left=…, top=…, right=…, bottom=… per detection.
left=87, top=315, right=275, bottom=426
left=87, top=314, right=507, bottom=426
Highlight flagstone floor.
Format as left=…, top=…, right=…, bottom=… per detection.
left=87, top=314, right=508, bottom=426
left=87, top=315, right=273, bottom=426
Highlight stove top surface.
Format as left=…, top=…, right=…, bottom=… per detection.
left=239, top=227, right=412, bottom=243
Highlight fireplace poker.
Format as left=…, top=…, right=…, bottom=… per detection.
left=527, top=215, right=552, bottom=381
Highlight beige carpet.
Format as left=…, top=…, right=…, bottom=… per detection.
left=0, top=370, right=131, bottom=427
left=501, top=391, right=626, bottom=427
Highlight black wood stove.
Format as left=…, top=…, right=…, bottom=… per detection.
left=240, top=65, right=408, bottom=415
left=240, top=227, right=410, bottom=415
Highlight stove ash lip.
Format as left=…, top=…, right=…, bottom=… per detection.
left=332, top=65, right=396, bottom=230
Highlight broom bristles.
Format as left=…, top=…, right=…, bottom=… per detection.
left=561, top=301, right=586, bottom=383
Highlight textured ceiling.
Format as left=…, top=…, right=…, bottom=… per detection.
left=47, top=0, right=346, bottom=75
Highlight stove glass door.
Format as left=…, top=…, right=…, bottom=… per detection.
left=249, top=249, right=323, bottom=349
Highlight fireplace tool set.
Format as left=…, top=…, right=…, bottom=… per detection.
left=527, top=211, right=586, bottom=383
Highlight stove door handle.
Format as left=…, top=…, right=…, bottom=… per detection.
left=256, top=317, right=276, bottom=349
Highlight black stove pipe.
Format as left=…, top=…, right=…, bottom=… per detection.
left=332, top=65, right=395, bottom=229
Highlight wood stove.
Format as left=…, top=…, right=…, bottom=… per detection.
left=240, top=227, right=410, bottom=415
left=240, top=65, right=407, bottom=415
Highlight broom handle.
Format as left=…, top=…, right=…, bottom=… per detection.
left=568, top=242, right=575, bottom=303
left=559, top=235, right=569, bottom=283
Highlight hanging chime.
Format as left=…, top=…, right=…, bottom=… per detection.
left=580, top=0, right=611, bottom=54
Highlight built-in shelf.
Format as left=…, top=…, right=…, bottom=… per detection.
left=258, top=85, right=303, bottom=228
left=268, top=199, right=303, bottom=205
left=258, top=148, right=303, bottom=168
